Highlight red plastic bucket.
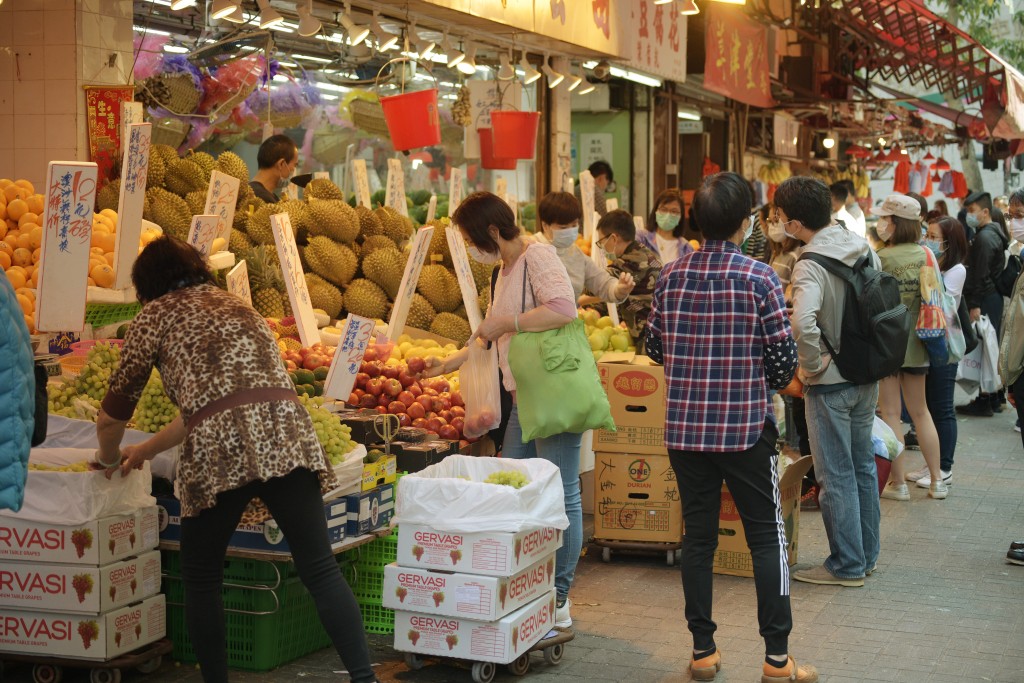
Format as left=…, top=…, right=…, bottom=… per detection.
left=379, top=88, right=441, bottom=151
left=490, top=111, right=540, bottom=159
left=479, top=128, right=517, bottom=170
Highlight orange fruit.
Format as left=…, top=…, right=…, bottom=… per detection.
left=5, top=220, right=16, bottom=233
left=0, top=251, right=9, bottom=270
left=0, top=222, right=7, bottom=241
left=6, top=198, right=27, bottom=222
left=103, top=252, right=115, bottom=266
left=15, top=232, right=31, bottom=250
left=91, top=231, right=115, bottom=253
left=0, top=179, right=11, bottom=190
left=27, top=225, right=41, bottom=250
left=90, top=246, right=105, bottom=255
left=3, top=186, right=21, bottom=203
left=90, top=263, right=115, bottom=288
left=17, top=213, right=38, bottom=229
left=15, top=293, right=32, bottom=316
left=24, top=314, right=34, bottom=334
left=14, top=180, right=34, bottom=195
left=31, top=247, right=41, bottom=264
left=12, top=248, right=32, bottom=268
left=0, top=241, right=13, bottom=260
left=3, top=235, right=18, bottom=252
left=26, top=195, right=43, bottom=216
left=5, top=268, right=26, bottom=289
left=86, top=277, right=96, bottom=287
left=29, top=269, right=38, bottom=287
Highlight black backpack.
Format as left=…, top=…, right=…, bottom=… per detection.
left=798, top=253, right=912, bottom=385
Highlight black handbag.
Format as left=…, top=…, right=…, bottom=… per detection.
left=956, top=297, right=979, bottom=356
left=31, top=362, right=48, bottom=447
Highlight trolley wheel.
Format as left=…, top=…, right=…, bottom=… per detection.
left=404, top=653, right=425, bottom=671
left=89, top=668, right=122, bottom=683
left=471, top=660, right=496, bottom=683
left=666, top=550, right=676, bottom=566
left=601, top=546, right=611, bottom=562
left=137, top=655, right=163, bottom=674
left=507, top=653, right=531, bottom=676
left=32, top=664, right=63, bottom=683
left=544, top=642, right=565, bottom=665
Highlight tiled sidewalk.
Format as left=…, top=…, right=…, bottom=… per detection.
left=4, top=409, right=1021, bottom=682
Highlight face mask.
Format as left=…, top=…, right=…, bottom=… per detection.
left=1010, top=217, right=1024, bottom=242
left=783, top=220, right=800, bottom=240
left=965, top=212, right=980, bottom=230
left=876, top=217, right=893, bottom=242
left=655, top=212, right=680, bottom=232
left=923, top=239, right=943, bottom=257
left=742, top=219, right=754, bottom=243
left=467, top=245, right=501, bottom=264
left=551, top=226, right=579, bottom=249
left=767, top=221, right=788, bottom=243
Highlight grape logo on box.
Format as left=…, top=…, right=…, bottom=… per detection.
left=629, top=459, right=651, bottom=483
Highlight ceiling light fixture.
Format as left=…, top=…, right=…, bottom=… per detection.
left=223, top=5, right=244, bottom=22
left=577, top=80, right=595, bottom=95
left=822, top=131, right=836, bottom=149
left=457, top=43, right=478, bottom=75
left=497, top=51, right=515, bottom=81
left=709, top=0, right=746, bottom=4
left=542, top=55, right=563, bottom=88
left=170, top=0, right=196, bottom=9
left=566, top=64, right=583, bottom=91
left=678, top=109, right=701, bottom=121
left=679, top=0, right=700, bottom=15
left=654, top=0, right=673, bottom=4
left=256, top=0, right=283, bottom=29
left=519, top=53, right=541, bottom=85
left=210, top=0, right=238, bottom=20
left=409, top=23, right=435, bottom=60
left=442, top=32, right=465, bottom=69
left=163, top=43, right=190, bottom=53
left=370, top=12, right=399, bottom=51
left=339, top=2, right=370, bottom=46
left=296, top=0, right=321, bottom=37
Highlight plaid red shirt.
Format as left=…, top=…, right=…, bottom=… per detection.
left=647, top=240, right=797, bottom=452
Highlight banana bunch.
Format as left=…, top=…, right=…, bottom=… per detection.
left=852, top=169, right=871, bottom=198
left=757, top=162, right=791, bottom=185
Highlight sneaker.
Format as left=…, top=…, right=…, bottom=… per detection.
left=800, top=485, right=819, bottom=511
left=1007, top=548, right=1024, bottom=566
left=905, top=465, right=929, bottom=482
left=762, top=657, right=819, bottom=683
left=554, top=598, right=572, bottom=629
left=1015, top=420, right=1021, bottom=434
left=792, top=565, right=864, bottom=587
left=1010, top=540, right=1024, bottom=551
left=881, top=482, right=910, bottom=501
left=866, top=564, right=878, bottom=576
left=916, top=470, right=952, bottom=488
left=690, top=650, right=722, bottom=681
left=928, top=480, right=949, bottom=499
left=903, top=430, right=919, bottom=450
left=957, top=399, right=994, bottom=417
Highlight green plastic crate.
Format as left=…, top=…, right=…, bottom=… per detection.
left=84, top=302, right=141, bottom=328
left=342, top=563, right=385, bottom=604
left=351, top=529, right=398, bottom=570
left=357, top=600, right=394, bottom=635
left=161, top=549, right=299, bottom=586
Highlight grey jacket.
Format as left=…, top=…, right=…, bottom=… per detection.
left=535, top=234, right=621, bottom=303
left=790, top=224, right=881, bottom=386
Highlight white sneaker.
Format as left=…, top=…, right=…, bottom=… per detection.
left=929, top=480, right=949, bottom=499
left=555, top=598, right=572, bottom=629
left=881, top=482, right=910, bottom=501
left=905, top=466, right=930, bottom=483
left=915, top=470, right=953, bottom=488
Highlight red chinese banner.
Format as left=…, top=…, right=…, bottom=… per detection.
left=704, top=4, right=774, bottom=109
left=84, top=85, right=136, bottom=184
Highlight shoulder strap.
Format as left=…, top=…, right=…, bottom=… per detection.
left=798, top=252, right=857, bottom=280
left=489, top=265, right=500, bottom=300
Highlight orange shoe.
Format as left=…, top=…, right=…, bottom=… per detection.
left=690, top=650, right=722, bottom=681
left=761, top=657, right=818, bottom=683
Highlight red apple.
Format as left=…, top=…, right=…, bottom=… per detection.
left=412, top=418, right=429, bottom=429
left=416, top=395, right=433, bottom=411
left=299, top=347, right=312, bottom=359
left=406, top=357, right=426, bottom=375
left=438, top=425, right=460, bottom=441
left=439, top=410, right=453, bottom=423
left=422, top=387, right=438, bottom=397
left=284, top=360, right=298, bottom=371
left=363, top=347, right=378, bottom=362
left=376, top=406, right=387, bottom=414
left=383, top=378, right=402, bottom=398
left=388, top=401, right=407, bottom=415
left=366, top=377, right=384, bottom=396
left=408, top=384, right=423, bottom=397
left=361, top=362, right=381, bottom=379
left=450, top=392, right=465, bottom=408
left=431, top=379, right=450, bottom=394
left=398, top=391, right=416, bottom=407
left=359, top=394, right=378, bottom=409
left=347, top=392, right=360, bottom=406
left=426, top=417, right=447, bottom=433
left=407, top=402, right=426, bottom=420
left=431, top=398, right=446, bottom=414
left=377, top=394, right=391, bottom=408
left=303, top=354, right=327, bottom=371
left=397, top=413, right=412, bottom=427
left=450, top=406, right=466, bottom=418
left=450, top=416, right=465, bottom=434
left=355, top=372, right=370, bottom=389
left=398, top=370, right=416, bottom=388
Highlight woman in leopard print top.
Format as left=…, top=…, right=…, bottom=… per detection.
left=95, top=237, right=378, bottom=683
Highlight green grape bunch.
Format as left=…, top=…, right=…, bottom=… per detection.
left=75, top=343, right=122, bottom=402
left=298, top=396, right=356, bottom=466
left=131, top=370, right=179, bottom=433
left=484, top=471, right=530, bottom=489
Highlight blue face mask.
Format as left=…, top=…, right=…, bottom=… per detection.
left=965, top=212, right=980, bottom=230
left=923, top=239, right=943, bottom=257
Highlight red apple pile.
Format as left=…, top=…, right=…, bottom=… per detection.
left=281, top=343, right=335, bottom=373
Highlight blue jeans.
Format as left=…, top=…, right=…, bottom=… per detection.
left=502, top=404, right=582, bottom=603
left=804, top=383, right=880, bottom=579
left=925, top=362, right=957, bottom=471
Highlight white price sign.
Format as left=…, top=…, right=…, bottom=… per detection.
left=324, top=314, right=375, bottom=400
left=386, top=225, right=435, bottom=340
left=446, top=226, right=485, bottom=333
left=352, top=159, right=371, bottom=208
left=426, top=194, right=437, bottom=224
left=226, top=260, right=252, bottom=307
left=203, top=170, right=240, bottom=245
left=187, top=215, right=219, bottom=258
left=113, top=122, right=151, bottom=291
left=579, top=171, right=596, bottom=238
left=313, top=171, right=330, bottom=180
left=270, top=213, right=320, bottom=347
left=121, top=101, right=144, bottom=143
left=448, top=167, right=464, bottom=217
left=606, top=198, right=619, bottom=212
left=36, top=162, right=98, bottom=332
left=385, top=158, right=409, bottom=217
left=495, top=177, right=507, bottom=199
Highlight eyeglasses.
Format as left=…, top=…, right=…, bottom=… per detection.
left=596, top=234, right=613, bottom=249
left=1007, top=210, right=1024, bottom=220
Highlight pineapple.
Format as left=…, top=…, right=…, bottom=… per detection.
left=243, top=246, right=287, bottom=319
left=253, top=288, right=285, bottom=318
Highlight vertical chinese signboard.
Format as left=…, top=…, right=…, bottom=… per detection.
left=84, top=86, right=136, bottom=185
left=113, top=122, right=151, bottom=291
left=703, top=4, right=774, bottom=109
left=628, top=2, right=687, bottom=84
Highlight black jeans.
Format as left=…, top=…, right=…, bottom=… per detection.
left=180, top=469, right=376, bottom=683
left=669, top=422, right=792, bottom=656
left=925, top=361, right=958, bottom=471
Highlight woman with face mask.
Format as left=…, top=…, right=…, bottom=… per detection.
left=535, top=192, right=634, bottom=306
left=636, top=188, right=696, bottom=264
left=766, top=206, right=804, bottom=302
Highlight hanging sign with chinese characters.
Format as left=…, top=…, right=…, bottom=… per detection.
left=387, top=225, right=435, bottom=340
left=448, top=167, right=464, bottom=217
left=324, top=314, right=375, bottom=401
left=112, top=122, right=151, bottom=291
left=385, top=158, right=409, bottom=217
left=83, top=86, right=134, bottom=185
left=226, top=260, right=252, bottom=307
left=271, top=213, right=320, bottom=347
left=703, top=3, right=774, bottom=109
left=36, top=162, right=98, bottom=332
left=627, top=3, right=687, bottom=84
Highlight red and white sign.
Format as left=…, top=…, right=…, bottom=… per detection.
left=387, top=225, right=435, bottom=340
left=113, top=123, right=151, bottom=291
left=323, top=314, right=375, bottom=401
left=446, top=226, right=484, bottom=333
left=186, top=215, right=219, bottom=258
left=704, top=3, right=774, bottom=109
left=203, top=170, right=240, bottom=245
left=271, top=213, right=320, bottom=347
left=397, top=524, right=562, bottom=577
left=627, top=2, right=687, bottom=84
left=0, top=507, right=159, bottom=566
left=226, top=260, right=252, bottom=307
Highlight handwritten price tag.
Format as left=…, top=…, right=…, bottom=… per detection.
left=203, top=170, right=240, bottom=245
left=386, top=225, right=435, bottom=340
left=121, top=101, right=144, bottom=143
left=187, top=215, right=219, bottom=258
left=495, top=177, right=507, bottom=198
left=36, top=162, right=98, bottom=332
left=324, top=314, right=375, bottom=400
left=385, top=158, right=409, bottom=217
left=606, top=197, right=619, bottom=212
left=448, top=167, right=464, bottom=217
left=226, top=260, right=252, bottom=307
left=446, top=226, right=484, bottom=333
left=352, top=159, right=371, bottom=208
left=271, top=213, right=320, bottom=347
left=113, top=122, right=151, bottom=291
left=426, top=194, right=437, bottom=223
left=579, top=171, right=596, bottom=238
left=313, top=171, right=330, bottom=180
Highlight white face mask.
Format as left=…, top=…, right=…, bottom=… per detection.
left=467, top=245, right=501, bottom=264
left=876, top=217, right=893, bottom=242
left=742, top=218, right=754, bottom=243
left=767, top=221, right=788, bottom=243
left=1010, top=217, right=1024, bottom=242
left=551, top=226, right=579, bottom=249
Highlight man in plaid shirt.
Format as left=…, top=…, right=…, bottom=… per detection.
left=647, top=172, right=816, bottom=683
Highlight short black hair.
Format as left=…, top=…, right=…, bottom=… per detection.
left=1010, top=188, right=1024, bottom=207
left=839, top=179, right=856, bottom=198
left=132, top=236, right=215, bottom=304
left=257, top=134, right=297, bottom=170
left=965, top=190, right=993, bottom=214
left=829, top=182, right=849, bottom=202
left=451, top=192, right=519, bottom=254
left=538, top=192, right=582, bottom=226
left=906, top=192, right=928, bottom=219
left=588, top=160, right=613, bottom=182
left=774, top=177, right=832, bottom=231
left=691, top=172, right=752, bottom=240
left=597, top=209, right=636, bottom=242
left=648, top=188, right=686, bottom=238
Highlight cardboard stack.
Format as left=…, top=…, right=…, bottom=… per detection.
left=0, top=506, right=166, bottom=660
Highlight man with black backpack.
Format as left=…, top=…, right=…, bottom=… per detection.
left=774, top=177, right=911, bottom=587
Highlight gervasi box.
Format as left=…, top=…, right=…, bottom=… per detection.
left=592, top=452, right=683, bottom=544
left=714, top=456, right=814, bottom=578
left=0, top=550, right=161, bottom=614
left=397, top=524, right=562, bottom=577
left=0, top=593, right=166, bottom=660
left=595, top=354, right=667, bottom=456
left=394, top=589, right=556, bottom=664
left=382, top=554, right=555, bottom=621
left=0, top=507, right=159, bottom=566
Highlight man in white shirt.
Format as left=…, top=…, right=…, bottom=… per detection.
left=830, top=182, right=864, bottom=238
left=840, top=180, right=866, bottom=235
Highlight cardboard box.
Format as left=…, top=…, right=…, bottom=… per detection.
left=362, top=454, right=397, bottom=491
left=392, top=441, right=457, bottom=473
left=580, top=470, right=595, bottom=515
left=593, top=452, right=683, bottom=544
left=158, top=496, right=347, bottom=554
left=382, top=554, right=555, bottom=621
left=714, top=456, right=813, bottom=577
left=0, top=550, right=161, bottom=614
left=393, top=589, right=556, bottom=664
left=595, top=356, right=668, bottom=456
left=0, top=593, right=166, bottom=660
left=344, top=485, right=395, bottom=536
left=397, top=524, right=562, bottom=577
left=0, top=507, right=159, bottom=566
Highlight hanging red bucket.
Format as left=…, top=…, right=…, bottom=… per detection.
left=376, top=58, right=441, bottom=151
left=490, top=111, right=540, bottom=160
left=479, top=128, right=517, bottom=170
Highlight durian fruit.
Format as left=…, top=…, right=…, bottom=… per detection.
left=146, top=150, right=166, bottom=189
left=305, top=178, right=345, bottom=201
left=305, top=273, right=344, bottom=318
left=356, top=205, right=385, bottom=239
left=152, top=144, right=180, bottom=169
left=96, top=180, right=120, bottom=213
left=229, top=228, right=252, bottom=254
left=277, top=199, right=311, bottom=240
left=187, top=151, right=217, bottom=178
left=235, top=181, right=255, bottom=209
left=405, top=293, right=436, bottom=330
left=360, top=234, right=397, bottom=259
left=362, top=246, right=407, bottom=299
left=246, top=203, right=279, bottom=245
left=469, top=257, right=495, bottom=293
left=185, top=190, right=207, bottom=217
left=477, top=288, right=490, bottom=316
left=215, top=151, right=249, bottom=185
left=426, top=219, right=452, bottom=266
left=374, top=206, right=413, bottom=245
left=307, top=199, right=359, bottom=244
left=343, top=279, right=389, bottom=321
left=145, top=187, right=192, bottom=240
left=417, top=264, right=463, bottom=313
left=253, top=288, right=285, bottom=318
left=305, top=236, right=358, bottom=287
left=164, top=157, right=209, bottom=196
left=430, top=312, right=471, bottom=347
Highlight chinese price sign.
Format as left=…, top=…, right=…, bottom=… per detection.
left=36, top=162, right=98, bottom=332
left=628, top=2, right=687, bottom=84
left=385, top=158, right=409, bottom=217
left=352, top=159, right=372, bottom=208
left=446, top=226, right=485, bottom=333
left=113, top=122, right=151, bottom=290
left=324, top=314, right=375, bottom=400
left=579, top=171, right=596, bottom=238
left=386, top=225, right=435, bottom=340
left=226, top=260, right=252, bottom=307
left=84, top=86, right=135, bottom=185
left=271, top=213, right=321, bottom=347
left=448, top=167, right=464, bottom=217
left=703, top=3, right=774, bottom=109
left=187, top=215, right=219, bottom=258
left=203, top=171, right=240, bottom=244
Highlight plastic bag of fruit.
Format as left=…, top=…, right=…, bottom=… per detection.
left=459, top=340, right=502, bottom=439
left=0, top=448, right=156, bottom=525
left=394, top=454, right=568, bottom=533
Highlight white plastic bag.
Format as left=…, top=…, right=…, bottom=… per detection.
left=871, top=416, right=902, bottom=462
left=394, top=455, right=568, bottom=533
left=977, top=315, right=1002, bottom=394
left=332, top=444, right=367, bottom=496
left=957, top=340, right=982, bottom=393
left=460, top=340, right=501, bottom=439
left=1, top=449, right=156, bottom=525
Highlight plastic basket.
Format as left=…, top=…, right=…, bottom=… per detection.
left=342, top=564, right=385, bottom=604
left=84, top=302, right=142, bottom=328
left=350, top=529, right=398, bottom=570
left=161, top=549, right=299, bottom=586
left=357, top=601, right=394, bottom=635
left=58, top=355, right=87, bottom=378
left=70, top=339, right=126, bottom=356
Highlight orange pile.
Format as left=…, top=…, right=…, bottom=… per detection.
left=0, top=179, right=43, bottom=333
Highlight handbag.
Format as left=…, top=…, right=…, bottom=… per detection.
left=916, top=247, right=948, bottom=365
left=31, top=362, right=48, bottom=447
left=507, top=262, right=616, bottom=442
left=956, top=296, right=979, bottom=355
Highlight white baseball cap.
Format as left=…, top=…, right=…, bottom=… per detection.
left=870, top=194, right=921, bottom=221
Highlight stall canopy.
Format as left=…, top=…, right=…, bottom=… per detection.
left=832, top=0, right=1024, bottom=139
